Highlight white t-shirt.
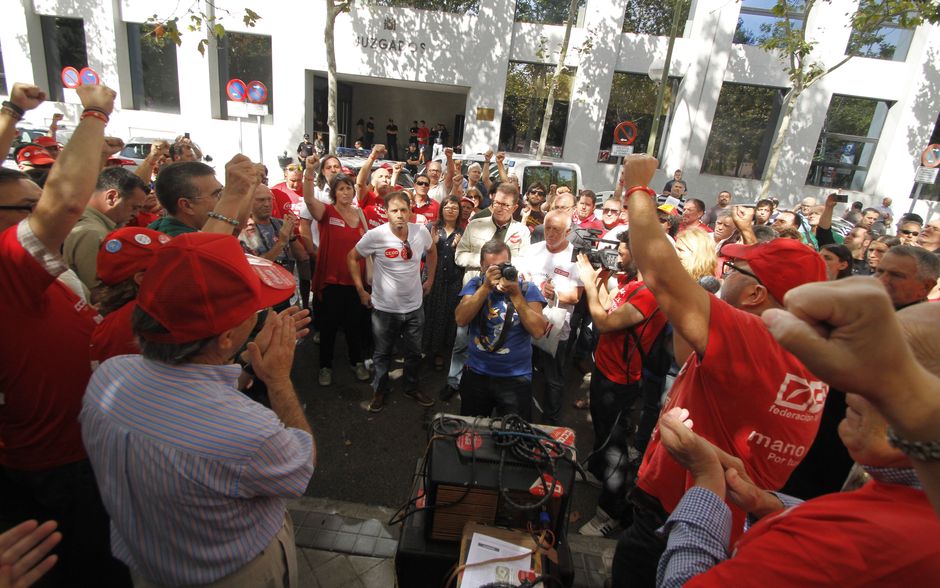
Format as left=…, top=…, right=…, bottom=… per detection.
left=517, top=241, right=583, bottom=339
left=355, top=223, right=432, bottom=313
left=428, top=181, right=447, bottom=203
left=298, top=185, right=335, bottom=247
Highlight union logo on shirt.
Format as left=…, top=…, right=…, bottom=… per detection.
left=769, top=374, right=828, bottom=421
left=508, top=233, right=521, bottom=244
left=385, top=248, right=400, bottom=258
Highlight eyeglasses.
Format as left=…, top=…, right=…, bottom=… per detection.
left=492, top=200, right=514, bottom=209
left=899, top=229, right=920, bottom=236
left=529, top=190, right=545, bottom=197
left=0, top=202, right=38, bottom=212
left=401, top=240, right=413, bottom=260
left=415, top=181, right=429, bottom=186
left=722, top=261, right=763, bottom=285
left=602, top=208, right=620, bottom=215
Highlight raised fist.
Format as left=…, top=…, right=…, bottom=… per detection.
left=76, top=84, right=117, bottom=115
left=9, top=83, right=46, bottom=112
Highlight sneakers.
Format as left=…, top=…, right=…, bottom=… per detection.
left=354, top=362, right=371, bottom=382
left=318, top=367, right=332, bottom=386
left=579, top=508, right=621, bottom=538
left=439, top=384, right=459, bottom=402
left=404, top=389, right=435, bottom=407
left=367, top=393, right=385, bottom=413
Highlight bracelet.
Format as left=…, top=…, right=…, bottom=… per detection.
left=80, top=110, right=109, bottom=124
left=625, top=185, right=657, bottom=199
left=83, top=106, right=109, bottom=116
left=0, top=106, right=22, bottom=121
left=1, top=100, right=24, bottom=116
left=207, top=211, right=240, bottom=227
left=887, top=427, right=940, bottom=462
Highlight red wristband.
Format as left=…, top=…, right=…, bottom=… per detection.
left=625, top=186, right=656, bottom=198
left=80, top=109, right=109, bottom=124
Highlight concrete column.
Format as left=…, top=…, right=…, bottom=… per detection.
left=462, top=0, right=518, bottom=153
left=562, top=0, right=627, bottom=183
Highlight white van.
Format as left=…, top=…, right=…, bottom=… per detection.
left=432, top=153, right=582, bottom=195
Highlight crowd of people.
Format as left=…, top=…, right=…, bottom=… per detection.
left=2, top=77, right=940, bottom=588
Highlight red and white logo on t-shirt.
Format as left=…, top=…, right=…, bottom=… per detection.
left=769, top=373, right=828, bottom=421
left=384, top=248, right=399, bottom=259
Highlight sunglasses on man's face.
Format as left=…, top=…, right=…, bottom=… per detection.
left=415, top=181, right=430, bottom=186
left=900, top=229, right=920, bottom=236
left=0, top=201, right=38, bottom=212
left=529, top=190, right=545, bottom=197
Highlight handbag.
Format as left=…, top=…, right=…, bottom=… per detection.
left=533, top=298, right=569, bottom=357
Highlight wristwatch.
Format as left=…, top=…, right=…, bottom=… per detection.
left=887, top=427, right=940, bottom=461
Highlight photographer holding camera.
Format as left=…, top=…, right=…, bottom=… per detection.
left=455, top=240, right=547, bottom=420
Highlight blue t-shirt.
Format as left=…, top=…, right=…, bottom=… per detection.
left=459, top=276, right=547, bottom=378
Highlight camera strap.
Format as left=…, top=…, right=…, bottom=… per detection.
left=474, top=282, right=528, bottom=354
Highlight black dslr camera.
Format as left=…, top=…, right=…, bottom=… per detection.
left=496, top=261, right=518, bottom=282
left=571, top=228, right=620, bottom=271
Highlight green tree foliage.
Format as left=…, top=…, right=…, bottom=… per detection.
left=622, top=0, right=690, bottom=36
left=368, top=0, right=481, bottom=13
left=143, top=2, right=261, bottom=56
left=515, top=0, right=585, bottom=25
left=499, top=62, right=575, bottom=153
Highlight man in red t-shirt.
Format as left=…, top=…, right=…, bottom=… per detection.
left=356, top=144, right=395, bottom=229
left=270, top=163, right=305, bottom=219
left=0, top=82, right=131, bottom=585
left=612, top=155, right=827, bottom=587
left=576, top=229, right=667, bottom=538
left=655, top=301, right=940, bottom=585
left=411, top=171, right=439, bottom=224
left=679, top=198, right=713, bottom=233
left=573, top=190, right=603, bottom=232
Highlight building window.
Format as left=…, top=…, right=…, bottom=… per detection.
left=499, top=62, right=575, bottom=158
left=368, top=0, right=480, bottom=14
left=733, top=0, right=805, bottom=45
left=806, top=95, right=891, bottom=190
left=598, top=72, right=678, bottom=163
left=0, top=41, right=7, bottom=95
left=126, top=24, right=181, bottom=114
left=622, top=0, right=691, bottom=37
left=514, top=0, right=585, bottom=26
left=40, top=16, right=88, bottom=102
left=701, top=83, right=784, bottom=179
left=912, top=111, right=940, bottom=203
left=846, top=19, right=914, bottom=62
left=217, top=32, right=273, bottom=118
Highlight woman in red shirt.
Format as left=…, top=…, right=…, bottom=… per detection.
left=306, top=172, right=371, bottom=386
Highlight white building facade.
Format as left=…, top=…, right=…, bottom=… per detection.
left=2, top=0, right=940, bottom=215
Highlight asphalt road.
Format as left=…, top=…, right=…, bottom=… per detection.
left=292, top=333, right=603, bottom=529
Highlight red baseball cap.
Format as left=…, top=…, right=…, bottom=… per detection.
left=16, top=145, right=55, bottom=166
left=136, top=233, right=296, bottom=343
left=34, top=136, right=61, bottom=149
left=720, top=238, right=827, bottom=304
left=97, top=228, right=170, bottom=286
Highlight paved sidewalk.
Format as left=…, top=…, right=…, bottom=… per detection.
left=288, top=496, right=616, bottom=587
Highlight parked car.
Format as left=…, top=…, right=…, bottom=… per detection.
left=118, top=137, right=212, bottom=170
left=338, top=155, right=415, bottom=189
left=431, top=152, right=583, bottom=195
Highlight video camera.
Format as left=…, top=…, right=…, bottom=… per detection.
left=570, top=228, right=620, bottom=271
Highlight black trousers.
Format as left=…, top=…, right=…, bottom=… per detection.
left=459, top=369, right=533, bottom=422
left=1, top=460, right=131, bottom=587
left=318, top=284, right=367, bottom=369
left=611, top=488, right=669, bottom=588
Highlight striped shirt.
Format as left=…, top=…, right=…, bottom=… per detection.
left=80, top=355, right=314, bottom=586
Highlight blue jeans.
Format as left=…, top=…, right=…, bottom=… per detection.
left=447, top=324, right=469, bottom=389
left=371, top=308, right=424, bottom=394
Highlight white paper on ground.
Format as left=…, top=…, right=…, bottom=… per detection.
left=460, top=532, right=533, bottom=588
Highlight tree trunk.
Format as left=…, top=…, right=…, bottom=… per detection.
left=759, top=87, right=800, bottom=200
left=536, top=0, right=579, bottom=159
left=325, top=2, right=341, bottom=152
left=647, top=0, right=686, bottom=156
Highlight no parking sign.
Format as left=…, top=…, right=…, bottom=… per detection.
left=61, top=67, right=80, bottom=89
left=79, top=67, right=100, bottom=86
left=246, top=80, right=268, bottom=104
